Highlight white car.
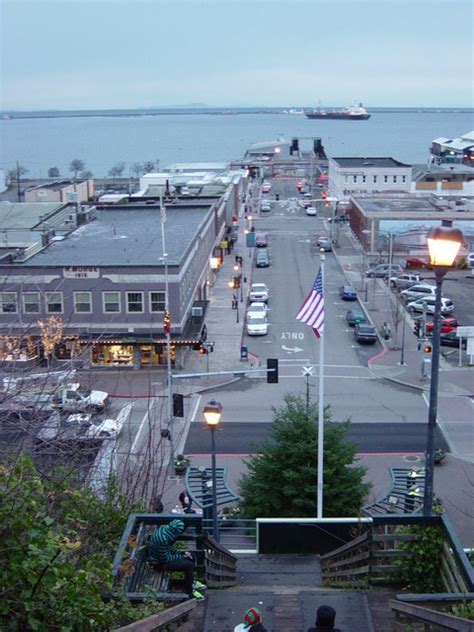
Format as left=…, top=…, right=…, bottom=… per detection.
left=249, top=283, right=269, bottom=303
left=247, top=301, right=268, bottom=320
left=246, top=316, right=269, bottom=336
left=260, top=201, right=271, bottom=212
left=401, top=284, right=436, bottom=303
left=86, top=417, right=122, bottom=439
left=305, top=206, right=317, bottom=216
left=407, top=296, right=454, bottom=315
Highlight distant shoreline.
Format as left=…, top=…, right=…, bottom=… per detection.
left=2, top=107, right=473, bottom=121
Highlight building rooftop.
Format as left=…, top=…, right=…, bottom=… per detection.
left=26, top=179, right=88, bottom=191
left=352, top=194, right=474, bottom=219
left=23, top=206, right=212, bottom=267
left=166, top=162, right=229, bottom=172
left=332, top=157, right=411, bottom=168
left=0, top=201, right=68, bottom=229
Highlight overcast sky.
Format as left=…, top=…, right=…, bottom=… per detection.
left=1, top=0, right=472, bottom=110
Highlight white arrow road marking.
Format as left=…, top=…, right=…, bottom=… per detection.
left=281, top=345, right=304, bottom=353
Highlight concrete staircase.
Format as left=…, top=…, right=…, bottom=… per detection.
left=182, top=554, right=378, bottom=631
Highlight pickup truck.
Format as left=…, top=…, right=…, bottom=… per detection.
left=51, top=384, right=109, bottom=414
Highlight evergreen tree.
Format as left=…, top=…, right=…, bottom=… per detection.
left=239, top=394, right=370, bottom=518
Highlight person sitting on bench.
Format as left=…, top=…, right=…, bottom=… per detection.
left=148, top=519, right=206, bottom=601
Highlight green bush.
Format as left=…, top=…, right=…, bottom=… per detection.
left=0, top=455, right=158, bottom=630
left=394, top=524, right=444, bottom=592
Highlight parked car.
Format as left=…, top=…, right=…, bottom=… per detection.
left=246, top=301, right=268, bottom=320
left=317, top=237, right=332, bottom=252
left=255, top=233, right=268, bottom=248
left=246, top=316, right=269, bottom=336
left=305, top=206, right=317, bottom=216
left=354, top=323, right=377, bottom=344
left=366, top=263, right=404, bottom=278
left=346, top=309, right=367, bottom=326
left=389, top=273, right=423, bottom=290
left=439, top=331, right=467, bottom=349
left=401, top=284, right=436, bottom=302
left=467, top=252, right=474, bottom=268
left=340, top=285, right=358, bottom=301
left=86, top=417, right=123, bottom=439
left=249, top=283, right=269, bottom=303
left=407, top=297, right=454, bottom=315
left=405, top=256, right=429, bottom=269
left=426, top=317, right=458, bottom=334
left=302, top=199, right=313, bottom=208
left=256, top=249, right=270, bottom=267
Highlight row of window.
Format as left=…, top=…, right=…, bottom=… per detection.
left=0, top=291, right=166, bottom=315
left=344, top=175, right=407, bottom=184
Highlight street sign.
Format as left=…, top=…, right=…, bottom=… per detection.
left=246, top=233, right=255, bottom=247
left=456, top=326, right=474, bottom=338
left=302, top=365, right=315, bottom=377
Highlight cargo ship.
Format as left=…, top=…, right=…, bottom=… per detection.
left=305, top=103, right=370, bottom=120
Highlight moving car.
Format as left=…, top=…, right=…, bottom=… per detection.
left=246, top=316, right=269, bottom=336
left=262, top=182, right=271, bottom=193
left=255, top=233, right=268, bottom=248
left=249, top=283, right=269, bottom=303
left=407, top=296, right=454, bottom=315
left=401, top=284, right=436, bottom=302
left=354, top=323, right=377, bottom=344
left=426, top=317, right=458, bottom=334
left=256, top=249, right=270, bottom=267
left=340, top=285, right=358, bottom=301
left=246, top=301, right=268, bottom=320
left=439, top=331, right=467, bottom=349
left=305, top=206, right=317, bottom=216
left=405, top=256, right=429, bottom=269
left=346, top=309, right=367, bottom=326
left=260, top=200, right=271, bottom=212
left=366, top=263, right=403, bottom=278
left=317, top=237, right=333, bottom=252
left=389, top=273, right=422, bottom=290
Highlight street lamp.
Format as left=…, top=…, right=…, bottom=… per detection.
left=423, top=219, right=463, bottom=515
left=203, top=400, right=222, bottom=540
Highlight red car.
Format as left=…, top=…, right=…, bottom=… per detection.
left=405, top=257, right=429, bottom=269
left=426, top=318, right=458, bottom=334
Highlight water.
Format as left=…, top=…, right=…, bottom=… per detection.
left=1, top=109, right=473, bottom=178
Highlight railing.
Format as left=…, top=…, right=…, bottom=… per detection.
left=112, top=599, right=196, bottom=632
left=320, top=515, right=474, bottom=593
left=390, top=593, right=474, bottom=631
left=202, top=517, right=257, bottom=552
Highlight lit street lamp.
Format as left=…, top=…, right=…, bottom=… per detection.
left=203, top=400, right=222, bottom=541
left=423, top=220, right=463, bottom=516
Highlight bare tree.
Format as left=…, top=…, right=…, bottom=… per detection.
left=108, top=162, right=126, bottom=182
left=80, top=170, right=93, bottom=180
left=48, top=167, right=60, bottom=178
left=143, top=161, right=156, bottom=173
left=38, top=316, right=63, bottom=367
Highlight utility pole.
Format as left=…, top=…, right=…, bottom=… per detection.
left=16, top=161, right=21, bottom=202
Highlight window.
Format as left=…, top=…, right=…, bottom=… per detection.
left=384, top=175, right=388, bottom=183
left=126, top=292, right=143, bottom=313
left=45, top=292, right=63, bottom=313
left=0, top=292, right=17, bottom=313
left=362, top=175, right=366, bottom=183
left=393, top=176, right=397, bottom=183
left=373, top=175, right=377, bottom=183
left=103, top=291, right=121, bottom=313
left=22, top=292, right=40, bottom=313
left=150, top=291, right=166, bottom=312
left=74, top=291, right=92, bottom=313
left=402, top=175, right=406, bottom=183
left=353, top=175, right=357, bottom=183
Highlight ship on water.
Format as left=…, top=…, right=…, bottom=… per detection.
left=305, top=102, right=370, bottom=120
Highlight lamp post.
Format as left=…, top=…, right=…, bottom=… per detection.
left=203, top=400, right=222, bottom=541
left=423, top=220, right=463, bottom=515
left=234, top=264, right=244, bottom=302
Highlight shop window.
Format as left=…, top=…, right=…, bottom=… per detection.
left=150, top=291, right=166, bottom=313
left=103, top=291, right=121, bottom=313
left=126, top=292, right=143, bottom=313
left=46, top=292, right=63, bottom=313
left=74, top=291, right=92, bottom=313
left=0, top=292, right=18, bottom=313
left=91, top=344, right=133, bottom=366
left=22, top=292, right=40, bottom=313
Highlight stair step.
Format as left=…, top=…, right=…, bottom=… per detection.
left=274, top=593, right=304, bottom=632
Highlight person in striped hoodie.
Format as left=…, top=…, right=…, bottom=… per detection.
left=148, top=519, right=206, bottom=600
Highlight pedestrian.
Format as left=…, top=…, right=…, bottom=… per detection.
left=232, top=295, right=238, bottom=310
left=179, top=491, right=195, bottom=514
left=148, top=519, right=206, bottom=601
left=307, top=605, right=341, bottom=631
left=234, top=606, right=267, bottom=631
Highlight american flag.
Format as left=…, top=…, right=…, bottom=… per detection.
left=295, top=267, right=324, bottom=338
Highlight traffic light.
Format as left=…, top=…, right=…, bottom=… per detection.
left=321, top=191, right=327, bottom=200
left=173, top=393, right=184, bottom=417
left=413, top=321, right=420, bottom=337
left=297, top=182, right=303, bottom=192
left=267, top=358, right=279, bottom=383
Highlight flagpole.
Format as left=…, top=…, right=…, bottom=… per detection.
left=317, top=253, right=325, bottom=518
left=160, top=194, right=174, bottom=472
